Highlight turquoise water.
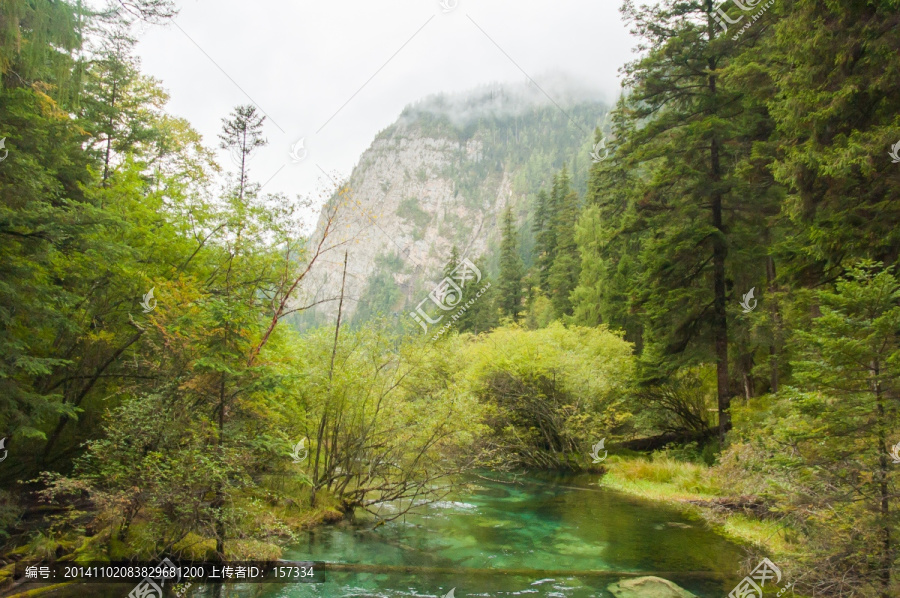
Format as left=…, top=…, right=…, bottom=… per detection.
left=44, top=472, right=747, bottom=597
left=259, top=472, right=745, bottom=598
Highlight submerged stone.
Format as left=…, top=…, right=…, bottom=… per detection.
left=606, top=576, right=698, bottom=598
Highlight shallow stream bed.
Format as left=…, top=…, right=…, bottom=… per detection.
left=40, top=471, right=749, bottom=597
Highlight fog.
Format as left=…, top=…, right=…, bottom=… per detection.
left=132, top=0, right=637, bottom=202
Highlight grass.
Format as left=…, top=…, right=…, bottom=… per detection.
left=602, top=454, right=721, bottom=500
left=599, top=454, right=795, bottom=556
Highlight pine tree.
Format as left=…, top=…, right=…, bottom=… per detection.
left=534, top=172, right=559, bottom=292
left=532, top=188, right=549, bottom=263
left=533, top=166, right=575, bottom=298
left=443, top=245, right=460, bottom=281
left=766, top=0, right=900, bottom=274
left=498, top=206, right=524, bottom=321
left=437, top=247, right=496, bottom=335
left=218, top=104, right=266, bottom=201
left=547, top=184, right=581, bottom=318
left=572, top=119, right=645, bottom=350
left=617, top=0, right=777, bottom=441
left=80, top=27, right=167, bottom=183
left=768, top=264, right=900, bottom=596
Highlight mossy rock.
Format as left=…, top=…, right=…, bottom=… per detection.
left=607, top=576, right=698, bottom=598
left=321, top=508, right=344, bottom=524
left=224, top=539, right=281, bottom=561
left=0, top=563, right=16, bottom=589
left=7, top=544, right=31, bottom=557
left=171, top=533, right=217, bottom=560
left=70, top=534, right=110, bottom=563
left=11, top=532, right=79, bottom=561
left=107, top=536, right=131, bottom=560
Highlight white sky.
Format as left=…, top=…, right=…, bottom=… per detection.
left=133, top=0, right=638, bottom=202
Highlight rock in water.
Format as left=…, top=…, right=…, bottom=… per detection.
left=606, top=576, right=698, bottom=598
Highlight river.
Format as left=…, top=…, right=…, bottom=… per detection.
left=263, top=471, right=745, bottom=598
left=39, top=472, right=748, bottom=597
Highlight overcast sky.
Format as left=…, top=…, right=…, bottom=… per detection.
left=133, top=0, right=638, bottom=201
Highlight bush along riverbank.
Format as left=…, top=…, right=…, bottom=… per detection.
left=598, top=451, right=805, bottom=594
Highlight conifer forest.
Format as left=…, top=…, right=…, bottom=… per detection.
left=1, top=1, right=899, bottom=597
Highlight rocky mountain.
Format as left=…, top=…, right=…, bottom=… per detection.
left=298, top=79, right=609, bottom=328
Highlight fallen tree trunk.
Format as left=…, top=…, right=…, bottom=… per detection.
left=613, top=428, right=716, bottom=452
left=684, top=496, right=772, bottom=518
left=317, top=562, right=726, bottom=580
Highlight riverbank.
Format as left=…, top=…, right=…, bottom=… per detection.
left=0, top=497, right=345, bottom=597
left=598, top=454, right=796, bottom=559
left=2, top=470, right=755, bottom=598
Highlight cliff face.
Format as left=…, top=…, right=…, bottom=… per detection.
left=300, top=81, right=607, bottom=327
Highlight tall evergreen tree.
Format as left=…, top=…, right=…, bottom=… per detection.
left=534, top=169, right=565, bottom=292
left=532, top=187, right=550, bottom=270
left=765, top=0, right=900, bottom=275
left=498, top=206, right=524, bottom=321
left=744, top=264, right=900, bottom=597
left=533, top=187, right=554, bottom=292
left=218, top=104, right=266, bottom=202
left=443, top=245, right=460, bottom=281
left=618, top=0, right=777, bottom=440
left=437, top=247, right=496, bottom=334
left=572, top=111, right=645, bottom=350
left=547, top=183, right=581, bottom=318
left=80, top=27, right=167, bottom=183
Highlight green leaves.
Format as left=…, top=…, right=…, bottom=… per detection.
left=461, top=323, right=635, bottom=468
left=768, top=0, right=900, bottom=271
left=726, top=264, right=900, bottom=593
left=498, top=207, right=524, bottom=321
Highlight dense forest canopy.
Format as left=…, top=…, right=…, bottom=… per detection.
left=0, top=1, right=899, bottom=597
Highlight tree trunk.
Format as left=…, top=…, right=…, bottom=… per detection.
left=873, top=359, right=892, bottom=597
left=213, top=373, right=226, bottom=559
left=102, top=77, right=117, bottom=185
left=766, top=255, right=779, bottom=392
left=42, top=330, right=144, bottom=464
left=312, top=252, right=348, bottom=506
left=707, top=37, right=730, bottom=443
left=214, top=250, right=236, bottom=560
left=711, top=169, right=730, bottom=445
